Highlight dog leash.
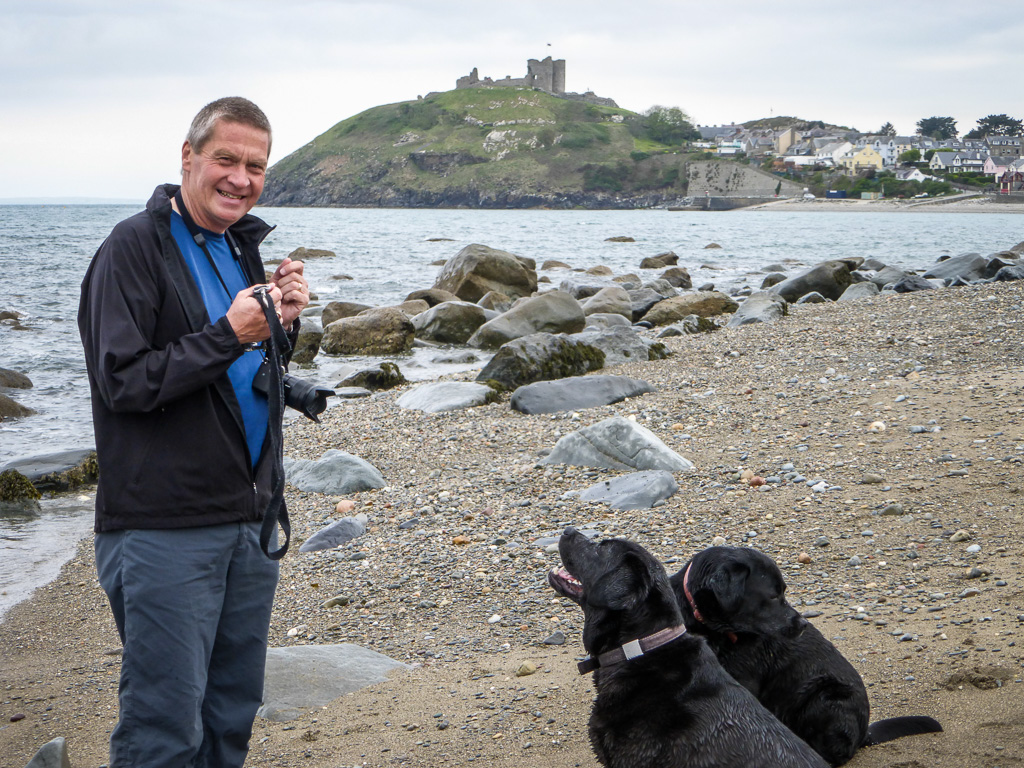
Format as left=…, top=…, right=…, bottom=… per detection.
left=577, top=625, right=687, bottom=675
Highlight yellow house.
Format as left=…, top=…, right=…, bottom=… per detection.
left=840, top=146, right=884, bottom=173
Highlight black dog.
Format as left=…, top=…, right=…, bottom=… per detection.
left=548, top=527, right=828, bottom=768
left=671, top=546, right=942, bottom=766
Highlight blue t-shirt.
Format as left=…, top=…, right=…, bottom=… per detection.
left=171, top=212, right=269, bottom=469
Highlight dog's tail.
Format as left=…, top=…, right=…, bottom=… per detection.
left=863, top=715, right=943, bottom=746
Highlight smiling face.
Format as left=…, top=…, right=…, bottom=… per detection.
left=179, top=119, right=269, bottom=233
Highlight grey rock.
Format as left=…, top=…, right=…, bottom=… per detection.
left=334, top=387, right=372, bottom=399
left=993, top=263, right=1024, bottom=282
left=540, top=416, right=694, bottom=472
left=291, top=319, right=323, bottom=364
left=639, top=251, right=678, bottom=269
left=476, top=333, right=604, bottom=391
left=568, top=325, right=651, bottom=365
left=581, top=285, right=632, bottom=318
left=771, top=259, right=861, bottom=302
left=335, top=362, right=406, bottom=390
left=433, top=243, right=537, bottom=302
left=321, top=307, right=415, bottom=355
left=431, top=350, right=482, bottom=364
left=796, top=292, right=827, bottom=304
left=259, top=644, right=410, bottom=722
left=891, top=275, right=935, bottom=293
left=477, top=290, right=512, bottom=313
left=396, top=382, right=494, bottom=413
left=300, top=514, right=368, bottom=552
left=543, top=630, right=566, bottom=645
left=656, top=314, right=718, bottom=337
left=578, top=470, right=679, bottom=510
left=557, top=274, right=617, bottom=300
left=584, top=312, right=633, bottom=330
left=0, top=367, right=32, bottom=389
left=23, top=736, right=70, bottom=768
left=288, top=246, right=336, bottom=260
left=627, top=287, right=669, bottom=321
left=760, top=272, right=787, bottom=290
left=285, top=449, right=385, bottom=494
left=510, top=375, right=655, bottom=415
left=321, top=300, right=373, bottom=327
left=404, top=288, right=460, bottom=307
left=726, top=291, right=788, bottom=328
left=922, top=252, right=987, bottom=283
left=411, top=300, right=488, bottom=344
left=469, top=291, right=585, bottom=349
left=0, top=393, right=35, bottom=420
left=839, top=281, right=880, bottom=301
left=0, top=449, right=98, bottom=491
left=659, top=267, right=692, bottom=289
left=866, top=265, right=912, bottom=288
left=642, top=291, right=739, bottom=325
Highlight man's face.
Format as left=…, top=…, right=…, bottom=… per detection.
left=180, top=119, right=270, bottom=233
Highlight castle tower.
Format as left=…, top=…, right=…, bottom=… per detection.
left=552, top=58, right=566, bottom=94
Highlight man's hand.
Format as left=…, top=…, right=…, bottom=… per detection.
left=271, top=258, right=309, bottom=330
left=226, top=284, right=283, bottom=344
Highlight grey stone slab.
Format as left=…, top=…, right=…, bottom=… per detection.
left=284, top=449, right=385, bottom=494
left=396, top=382, right=494, bottom=413
left=511, top=375, right=654, bottom=415
left=540, top=416, right=694, bottom=472
left=579, top=470, right=679, bottom=510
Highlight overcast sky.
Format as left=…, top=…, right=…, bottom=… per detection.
left=3, top=0, right=1021, bottom=200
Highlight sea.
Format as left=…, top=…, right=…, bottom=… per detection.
left=1, top=201, right=1022, bottom=621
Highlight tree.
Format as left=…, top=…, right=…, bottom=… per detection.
left=629, top=105, right=700, bottom=145
left=974, top=114, right=1023, bottom=137
left=916, top=116, right=958, bottom=140
left=899, top=149, right=921, bottom=163
left=877, top=122, right=897, bottom=137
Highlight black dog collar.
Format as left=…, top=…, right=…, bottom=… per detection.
left=578, top=625, right=687, bottom=675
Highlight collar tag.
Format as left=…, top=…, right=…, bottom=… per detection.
left=622, top=639, right=643, bottom=660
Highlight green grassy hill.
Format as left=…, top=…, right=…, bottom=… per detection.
left=261, top=88, right=699, bottom=208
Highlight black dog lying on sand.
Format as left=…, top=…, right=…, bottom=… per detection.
left=548, top=527, right=829, bottom=768
left=671, top=545, right=942, bottom=766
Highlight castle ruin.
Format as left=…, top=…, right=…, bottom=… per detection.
left=455, top=57, right=617, bottom=107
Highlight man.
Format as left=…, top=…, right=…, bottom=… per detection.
left=78, top=97, right=309, bottom=767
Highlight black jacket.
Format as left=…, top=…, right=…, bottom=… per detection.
left=79, top=184, right=290, bottom=532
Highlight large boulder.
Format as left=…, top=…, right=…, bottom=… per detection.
left=569, top=326, right=653, bottom=365
left=321, top=301, right=373, bottom=327
left=770, top=259, right=859, bottom=302
left=581, top=285, right=632, bottom=318
left=539, top=416, right=694, bottom=472
left=890, top=275, right=936, bottom=293
left=469, top=291, right=585, bottom=350
left=578, top=470, right=680, bottom=510
left=993, top=263, right=1024, bottom=282
left=396, top=382, right=496, bottom=413
left=641, top=291, right=739, bottom=325
left=627, top=288, right=667, bottom=321
left=476, top=333, right=605, bottom=391
left=0, top=367, right=32, bottom=389
left=284, top=449, right=385, bottom=494
left=411, top=301, right=488, bottom=344
left=922, top=252, right=987, bottom=283
left=321, top=308, right=415, bottom=355
left=433, top=244, right=537, bottom=302
left=0, top=449, right=98, bottom=492
left=726, top=291, right=788, bottom=328
left=510, top=375, right=655, bottom=415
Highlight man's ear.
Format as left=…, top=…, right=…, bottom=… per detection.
left=181, top=141, right=193, bottom=174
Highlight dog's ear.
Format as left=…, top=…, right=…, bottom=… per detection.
left=590, top=551, right=656, bottom=611
left=704, top=560, right=751, bottom=615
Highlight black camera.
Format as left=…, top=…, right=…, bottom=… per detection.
left=252, top=359, right=334, bottom=422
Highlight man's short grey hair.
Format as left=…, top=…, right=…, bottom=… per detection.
left=185, top=96, right=272, bottom=155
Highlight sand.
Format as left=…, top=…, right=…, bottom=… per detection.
left=3, top=279, right=1024, bottom=768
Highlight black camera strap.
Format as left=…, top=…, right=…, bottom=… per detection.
left=252, top=286, right=292, bottom=560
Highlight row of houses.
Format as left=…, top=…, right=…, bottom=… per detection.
left=696, top=123, right=1024, bottom=186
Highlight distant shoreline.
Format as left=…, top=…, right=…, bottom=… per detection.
left=742, top=195, right=1024, bottom=214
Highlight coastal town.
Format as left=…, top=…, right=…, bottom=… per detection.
left=696, top=120, right=1024, bottom=195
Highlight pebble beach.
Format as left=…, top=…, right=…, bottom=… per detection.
left=3, top=260, right=1024, bottom=767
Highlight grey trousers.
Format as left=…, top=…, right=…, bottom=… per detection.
left=95, top=522, right=279, bottom=768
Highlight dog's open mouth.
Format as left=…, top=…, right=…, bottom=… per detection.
left=548, top=566, right=584, bottom=603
